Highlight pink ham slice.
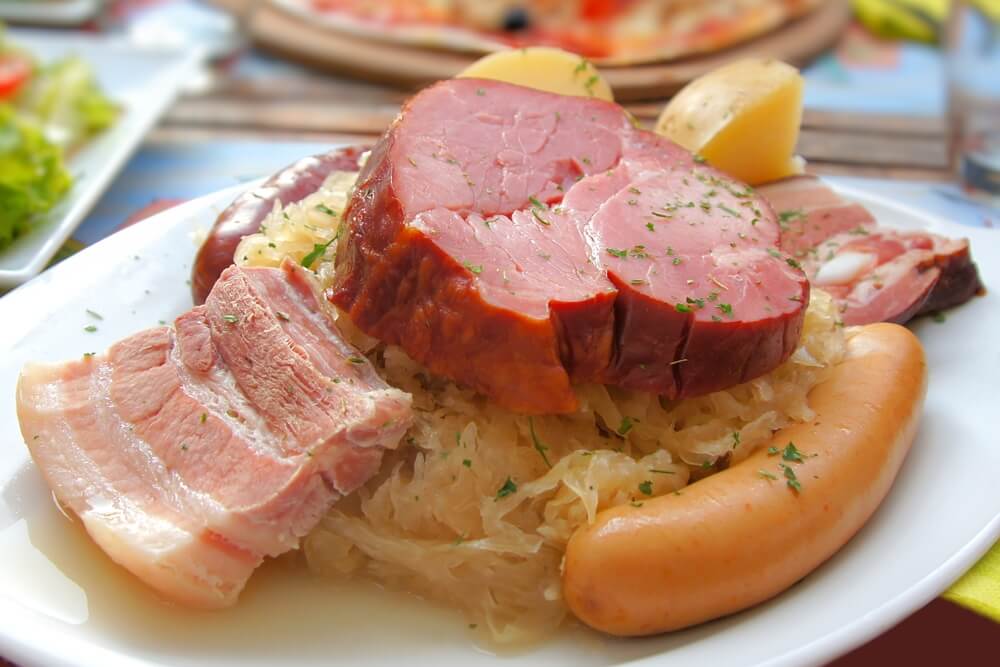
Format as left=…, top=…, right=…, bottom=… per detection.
left=760, top=175, right=984, bottom=325
left=16, top=261, right=412, bottom=608
left=330, top=78, right=808, bottom=415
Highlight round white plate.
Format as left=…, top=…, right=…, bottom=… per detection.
left=0, top=180, right=997, bottom=667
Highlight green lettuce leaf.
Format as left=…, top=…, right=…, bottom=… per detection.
left=16, top=56, right=118, bottom=149
left=0, top=104, right=72, bottom=248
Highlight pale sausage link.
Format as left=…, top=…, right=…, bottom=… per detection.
left=563, top=322, right=927, bottom=636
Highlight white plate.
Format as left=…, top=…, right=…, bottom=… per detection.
left=0, top=179, right=997, bottom=667
left=0, top=0, right=104, bottom=27
left=0, top=29, right=203, bottom=289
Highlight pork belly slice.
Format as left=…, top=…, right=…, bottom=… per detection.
left=760, top=175, right=984, bottom=324
left=17, top=262, right=412, bottom=608
left=330, top=78, right=807, bottom=414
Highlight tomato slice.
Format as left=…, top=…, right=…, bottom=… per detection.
left=580, top=0, right=623, bottom=21
left=0, top=55, right=32, bottom=99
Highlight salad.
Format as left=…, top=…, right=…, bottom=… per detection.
left=0, top=25, right=118, bottom=249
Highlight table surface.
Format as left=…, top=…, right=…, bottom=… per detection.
left=3, top=2, right=1000, bottom=664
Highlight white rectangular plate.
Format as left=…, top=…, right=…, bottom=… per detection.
left=0, top=178, right=997, bottom=667
left=0, top=29, right=202, bottom=289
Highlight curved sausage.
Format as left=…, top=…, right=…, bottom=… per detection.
left=190, top=145, right=368, bottom=304
left=562, top=322, right=927, bottom=636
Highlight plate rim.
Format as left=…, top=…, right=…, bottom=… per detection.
left=0, top=177, right=995, bottom=667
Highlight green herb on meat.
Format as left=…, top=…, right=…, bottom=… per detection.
left=528, top=417, right=552, bottom=468
left=495, top=477, right=518, bottom=500
left=638, top=480, right=653, bottom=496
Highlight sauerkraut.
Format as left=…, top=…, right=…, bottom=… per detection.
left=236, top=171, right=847, bottom=642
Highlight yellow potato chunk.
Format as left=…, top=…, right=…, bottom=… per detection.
left=655, top=59, right=804, bottom=185
left=457, top=47, right=614, bottom=102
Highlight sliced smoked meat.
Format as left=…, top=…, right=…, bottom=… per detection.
left=330, top=79, right=808, bottom=415
left=760, top=175, right=984, bottom=325
left=17, top=261, right=411, bottom=608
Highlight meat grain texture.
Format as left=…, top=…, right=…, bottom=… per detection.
left=760, top=175, right=983, bottom=325
left=331, top=79, right=809, bottom=414
left=17, top=262, right=411, bottom=607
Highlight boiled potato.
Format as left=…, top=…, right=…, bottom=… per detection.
left=457, top=47, right=614, bottom=102
left=655, top=58, right=804, bottom=185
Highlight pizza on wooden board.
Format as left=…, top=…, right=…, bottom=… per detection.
left=275, top=0, right=825, bottom=65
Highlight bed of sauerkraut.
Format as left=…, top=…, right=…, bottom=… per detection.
left=235, top=171, right=847, bottom=643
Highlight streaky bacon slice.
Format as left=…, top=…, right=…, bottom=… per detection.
left=16, top=261, right=412, bottom=608
left=759, top=175, right=984, bottom=325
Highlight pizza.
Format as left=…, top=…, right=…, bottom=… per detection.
left=274, top=0, right=825, bottom=65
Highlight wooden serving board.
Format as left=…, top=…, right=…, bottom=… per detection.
left=215, top=0, right=851, bottom=102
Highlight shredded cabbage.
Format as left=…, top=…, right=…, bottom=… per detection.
left=238, top=171, right=848, bottom=643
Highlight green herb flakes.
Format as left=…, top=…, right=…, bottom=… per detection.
left=495, top=477, right=518, bottom=500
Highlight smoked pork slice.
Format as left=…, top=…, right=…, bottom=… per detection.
left=760, top=175, right=984, bottom=325
left=330, top=79, right=808, bottom=414
left=17, top=262, right=411, bottom=608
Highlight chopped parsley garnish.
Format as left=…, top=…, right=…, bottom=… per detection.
left=732, top=431, right=741, bottom=448
left=495, top=477, right=518, bottom=500
left=767, top=247, right=783, bottom=259
left=650, top=468, right=676, bottom=475
left=462, top=458, right=472, bottom=468
left=768, top=446, right=780, bottom=455
left=786, top=257, right=802, bottom=270
left=300, top=237, right=336, bottom=269
left=528, top=195, right=545, bottom=209
left=629, top=279, right=647, bottom=286
left=476, top=88, right=485, bottom=96
left=758, top=469, right=778, bottom=481
left=222, top=314, right=239, bottom=324
left=83, top=325, right=97, bottom=333
left=646, top=222, right=656, bottom=231
left=628, top=187, right=642, bottom=195
left=606, top=247, right=628, bottom=258
left=347, top=355, right=366, bottom=364
left=782, top=442, right=805, bottom=463
left=780, top=463, right=802, bottom=492
left=199, top=412, right=207, bottom=424
left=718, top=204, right=742, bottom=218
left=672, top=257, right=683, bottom=266
left=315, top=203, right=337, bottom=216
left=693, top=154, right=707, bottom=164
left=531, top=208, right=551, bottom=226
left=686, top=296, right=705, bottom=309
left=779, top=209, right=805, bottom=224
left=275, top=311, right=291, bottom=322
left=651, top=211, right=671, bottom=219
left=717, top=303, right=734, bottom=317
left=85, top=309, right=103, bottom=320
left=462, top=261, right=484, bottom=275
left=617, top=416, right=634, bottom=436
left=931, top=311, right=946, bottom=323
left=638, top=480, right=653, bottom=496
left=528, top=417, right=552, bottom=468
left=675, top=303, right=692, bottom=313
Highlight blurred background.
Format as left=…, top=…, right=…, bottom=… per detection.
left=0, top=0, right=998, bottom=661
left=1, top=0, right=997, bottom=246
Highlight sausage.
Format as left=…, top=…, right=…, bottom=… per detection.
left=190, top=145, right=368, bottom=304
left=562, top=322, right=927, bottom=636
